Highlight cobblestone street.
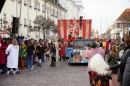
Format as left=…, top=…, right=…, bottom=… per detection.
left=0, top=60, right=90, bottom=86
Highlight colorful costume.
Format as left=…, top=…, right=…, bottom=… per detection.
left=58, top=41, right=66, bottom=61
left=90, top=54, right=110, bottom=86
left=19, top=43, right=27, bottom=70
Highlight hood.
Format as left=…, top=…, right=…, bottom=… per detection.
left=10, top=44, right=19, bottom=49
left=90, top=54, right=110, bottom=75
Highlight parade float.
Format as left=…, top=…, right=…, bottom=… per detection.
left=58, top=18, right=93, bottom=64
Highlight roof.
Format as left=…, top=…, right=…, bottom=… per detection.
left=48, top=0, right=67, bottom=12
left=116, top=8, right=130, bottom=22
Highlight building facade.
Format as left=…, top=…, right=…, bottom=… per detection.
left=0, top=0, right=67, bottom=40
left=110, top=8, right=130, bottom=39
left=59, top=0, right=84, bottom=19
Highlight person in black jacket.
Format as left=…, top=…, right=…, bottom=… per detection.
left=36, top=42, right=45, bottom=67
left=50, top=40, right=56, bottom=67
left=105, top=35, right=130, bottom=85
left=122, top=56, right=130, bottom=86
left=27, top=40, right=35, bottom=69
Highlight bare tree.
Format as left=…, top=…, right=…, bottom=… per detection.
left=51, top=25, right=58, bottom=36
left=29, top=15, right=56, bottom=39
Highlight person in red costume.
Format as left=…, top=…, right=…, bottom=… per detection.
left=0, top=38, right=8, bottom=74
left=58, top=38, right=66, bottom=61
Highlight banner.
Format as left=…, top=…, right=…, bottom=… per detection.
left=58, top=19, right=92, bottom=41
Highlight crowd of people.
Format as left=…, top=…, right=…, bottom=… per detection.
left=0, top=34, right=130, bottom=86
left=84, top=35, right=130, bottom=86
left=0, top=36, right=66, bottom=76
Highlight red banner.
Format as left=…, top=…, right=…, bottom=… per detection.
left=58, top=19, right=92, bottom=41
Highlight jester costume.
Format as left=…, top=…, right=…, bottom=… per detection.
left=19, top=43, right=27, bottom=70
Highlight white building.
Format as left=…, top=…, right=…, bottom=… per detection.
left=0, top=0, right=66, bottom=40
left=110, top=8, right=130, bottom=39
left=59, top=0, right=84, bottom=19
left=0, top=0, right=84, bottom=39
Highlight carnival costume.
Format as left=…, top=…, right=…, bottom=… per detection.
left=90, top=54, right=111, bottom=86
left=19, top=43, right=27, bottom=70
left=58, top=40, right=66, bottom=61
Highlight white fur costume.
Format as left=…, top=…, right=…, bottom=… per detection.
left=90, top=54, right=111, bottom=75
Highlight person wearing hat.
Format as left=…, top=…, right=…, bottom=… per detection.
left=84, top=41, right=105, bottom=85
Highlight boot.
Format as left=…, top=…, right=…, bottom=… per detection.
left=39, top=64, right=41, bottom=67
left=63, top=55, right=66, bottom=61
left=52, top=62, right=56, bottom=67
left=59, top=56, right=61, bottom=61
left=50, top=61, right=53, bottom=66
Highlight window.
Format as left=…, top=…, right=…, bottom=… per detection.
left=34, top=1, right=37, bottom=9
left=3, top=14, right=6, bottom=21
left=42, top=5, right=45, bottom=12
left=38, top=3, right=40, bottom=10
left=24, top=19, right=26, bottom=25
left=24, top=0, right=27, bottom=5
left=29, top=20, right=31, bottom=26
left=47, top=7, right=49, bottom=14
left=11, top=15, right=13, bottom=23
left=51, top=9, right=53, bottom=15
left=29, top=0, right=31, bottom=6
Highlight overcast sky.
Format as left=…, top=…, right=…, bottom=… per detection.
left=82, top=0, right=130, bottom=34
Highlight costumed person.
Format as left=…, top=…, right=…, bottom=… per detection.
left=67, top=32, right=74, bottom=47
left=36, top=42, right=45, bottom=67
left=84, top=42, right=105, bottom=85
left=106, top=45, right=120, bottom=86
left=50, top=39, right=56, bottom=67
left=0, top=38, right=8, bottom=74
left=45, top=42, right=50, bottom=60
left=58, top=38, right=66, bottom=61
left=19, top=40, right=27, bottom=70
left=0, top=37, right=5, bottom=74
left=5, top=39, right=19, bottom=75
left=54, top=37, right=59, bottom=60
left=90, top=54, right=111, bottom=86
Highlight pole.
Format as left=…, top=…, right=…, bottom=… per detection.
left=100, top=15, right=102, bottom=37
left=106, top=16, right=107, bottom=38
left=18, top=0, right=22, bottom=36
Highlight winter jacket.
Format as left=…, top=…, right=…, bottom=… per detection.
left=110, top=48, right=130, bottom=81
left=122, top=56, right=130, bottom=86
left=50, top=43, right=56, bottom=57
left=107, top=52, right=119, bottom=74
left=27, top=45, right=35, bottom=55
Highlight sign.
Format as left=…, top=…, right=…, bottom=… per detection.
left=58, top=19, right=92, bottom=41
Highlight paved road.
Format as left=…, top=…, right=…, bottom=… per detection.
left=0, top=60, right=90, bottom=86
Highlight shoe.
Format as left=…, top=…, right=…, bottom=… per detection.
left=17, top=71, right=20, bottom=74
left=31, top=67, right=34, bottom=69
left=0, top=69, right=2, bottom=73
left=39, top=64, right=41, bottom=67
left=5, top=71, right=10, bottom=76
left=13, top=71, right=16, bottom=75
left=32, top=65, right=35, bottom=68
